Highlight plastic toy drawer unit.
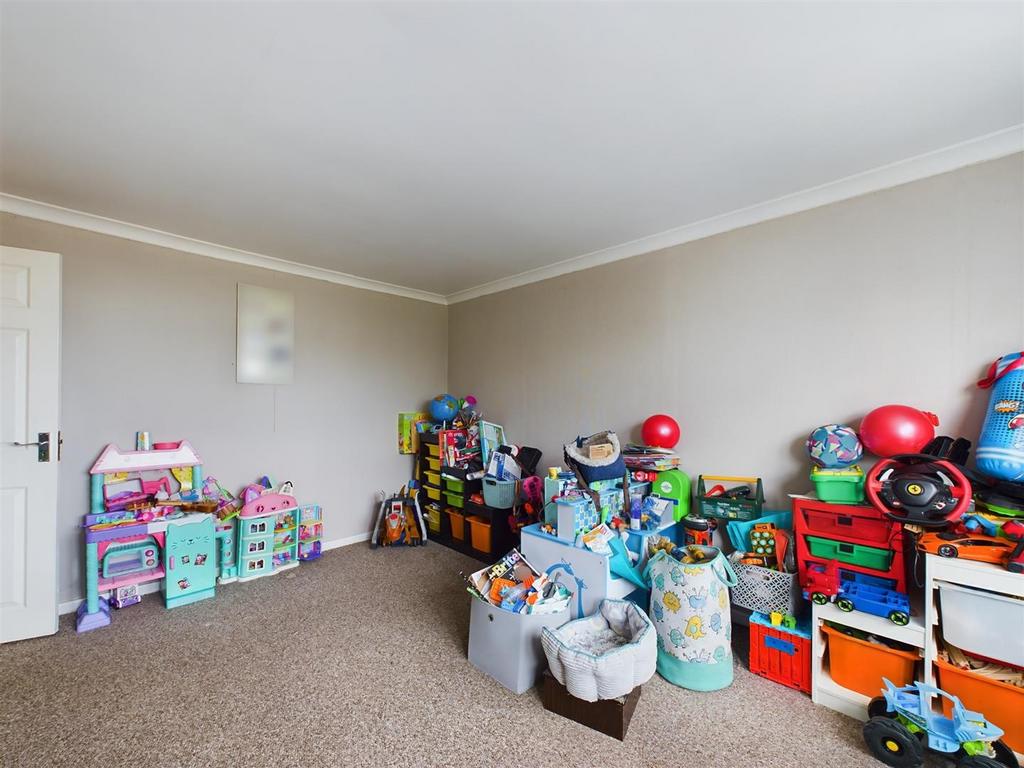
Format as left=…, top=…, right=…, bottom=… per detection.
left=748, top=612, right=811, bottom=693
left=805, top=536, right=893, bottom=571
left=794, top=500, right=897, bottom=547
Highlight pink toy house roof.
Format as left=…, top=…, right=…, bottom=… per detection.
left=90, top=440, right=203, bottom=475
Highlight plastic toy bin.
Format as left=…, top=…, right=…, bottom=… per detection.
left=426, top=443, right=440, bottom=458
left=934, top=657, right=1024, bottom=753
left=426, top=506, right=441, bottom=534
left=483, top=477, right=517, bottom=509
left=805, top=536, right=893, bottom=571
left=426, top=457, right=441, bottom=472
left=748, top=612, right=811, bottom=693
left=937, top=582, right=1024, bottom=667
left=730, top=561, right=803, bottom=616
left=809, top=466, right=865, bottom=504
left=424, top=484, right=442, bottom=502
left=445, top=491, right=465, bottom=509
left=821, top=623, right=918, bottom=698
left=468, top=596, right=570, bottom=694
left=444, top=476, right=465, bottom=494
left=446, top=509, right=466, bottom=541
left=424, top=470, right=441, bottom=487
left=466, top=515, right=491, bottom=552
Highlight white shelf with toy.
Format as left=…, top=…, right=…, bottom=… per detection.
left=810, top=594, right=926, bottom=721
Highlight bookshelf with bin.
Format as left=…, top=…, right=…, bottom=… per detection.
left=416, top=433, right=512, bottom=562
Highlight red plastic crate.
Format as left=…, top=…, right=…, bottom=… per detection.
left=748, top=613, right=811, bottom=694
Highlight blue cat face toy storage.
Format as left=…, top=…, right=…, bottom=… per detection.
left=977, top=351, right=1024, bottom=482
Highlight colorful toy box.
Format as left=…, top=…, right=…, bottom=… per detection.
left=748, top=612, right=811, bottom=693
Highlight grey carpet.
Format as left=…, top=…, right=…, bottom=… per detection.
left=1, top=543, right=935, bottom=768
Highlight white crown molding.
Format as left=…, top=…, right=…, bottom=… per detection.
left=0, top=194, right=448, bottom=305
left=5, top=126, right=1021, bottom=308
left=445, top=124, right=1024, bottom=304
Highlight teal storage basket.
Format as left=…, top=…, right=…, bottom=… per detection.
left=483, top=477, right=517, bottom=509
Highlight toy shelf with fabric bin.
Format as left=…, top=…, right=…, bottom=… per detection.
left=922, top=553, right=1024, bottom=755
left=442, top=497, right=517, bottom=562
left=415, top=433, right=445, bottom=540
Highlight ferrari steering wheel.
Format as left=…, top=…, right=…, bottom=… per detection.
left=866, top=454, right=972, bottom=527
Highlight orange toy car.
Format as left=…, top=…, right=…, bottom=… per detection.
left=916, top=531, right=1016, bottom=565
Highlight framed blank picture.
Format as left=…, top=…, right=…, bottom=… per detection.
left=236, top=283, right=294, bottom=384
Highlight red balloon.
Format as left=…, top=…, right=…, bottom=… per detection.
left=859, top=404, right=939, bottom=458
left=642, top=414, right=681, bottom=449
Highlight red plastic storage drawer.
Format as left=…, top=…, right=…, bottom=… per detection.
left=801, top=508, right=894, bottom=545
left=748, top=612, right=811, bottom=694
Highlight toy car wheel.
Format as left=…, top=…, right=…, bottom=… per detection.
left=863, top=717, right=925, bottom=768
left=991, top=739, right=1018, bottom=768
left=958, top=756, right=1006, bottom=768
left=867, top=696, right=892, bottom=719
left=811, top=592, right=829, bottom=605
left=888, top=611, right=910, bottom=626
left=937, top=543, right=959, bottom=558
left=836, top=597, right=855, bottom=612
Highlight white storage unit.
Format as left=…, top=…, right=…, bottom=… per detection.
left=467, top=596, right=569, bottom=694
left=923, top=554, right=1024, bottom=686
left=810, top=596, right=925, bottom=721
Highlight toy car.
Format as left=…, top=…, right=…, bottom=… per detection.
left=802, top=562, right=910, bottom=626
left=863, top=679, right=1017, bottom=768
left=917, top=531, right=1017, bottom=565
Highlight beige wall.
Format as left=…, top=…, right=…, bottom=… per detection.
left=3, top=152, right=1021, bottom=604
left=0, top=213, right=448, bottom=604
left=449, top=154, right=1024, bottom=505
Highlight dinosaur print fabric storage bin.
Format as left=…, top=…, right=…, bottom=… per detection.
left=644, top=546, right=737, bottom=691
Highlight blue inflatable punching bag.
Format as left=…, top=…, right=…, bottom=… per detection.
left=977, top=352, right=1024, bottom=482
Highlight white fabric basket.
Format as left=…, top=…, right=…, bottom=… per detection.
left=541, top=599, right=657, bottom=702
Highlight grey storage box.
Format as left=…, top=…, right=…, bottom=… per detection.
left=468, top=597, right=570, bottom=694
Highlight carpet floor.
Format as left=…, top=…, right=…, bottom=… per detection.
left=1, top=543, right=940, bottom=768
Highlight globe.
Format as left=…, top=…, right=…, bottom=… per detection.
left=806, top=424, right=863, bottom=468
left=429, top=394, right=459, bottom=422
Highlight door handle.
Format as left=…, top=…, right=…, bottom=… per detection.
left=10, top=432, right=50, bottom=462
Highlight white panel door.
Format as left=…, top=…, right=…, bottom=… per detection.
left=0, top=246, right=60, bottom=643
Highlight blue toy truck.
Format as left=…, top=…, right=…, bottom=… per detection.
left=835, top=576, right=911, bottom=626
left=863, top=679, right=1017, bottom=768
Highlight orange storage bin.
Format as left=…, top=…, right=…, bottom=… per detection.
left=466, top=515, right=491, bottom=552
left=822, top=623, right=918, bottom=698
left=446, top=509, right=466, bottom=541
left=935, top=658, right=1024, bottom=754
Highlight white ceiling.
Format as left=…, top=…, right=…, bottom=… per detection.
left=2, top=2, right=1022, bottom=300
